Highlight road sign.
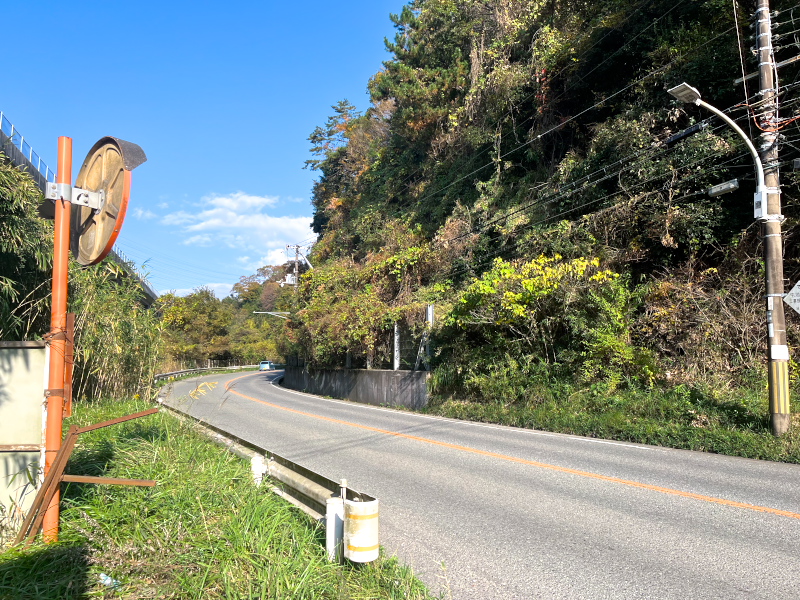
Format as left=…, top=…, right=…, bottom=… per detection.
left=783, top=280, right=800, bottom=314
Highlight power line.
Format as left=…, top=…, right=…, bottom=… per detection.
left=445, top=148, right=753, bottom=281
left=439, top=99, right=775, bottom=264
left=437, top=91, right=771, bottom=247
left=394, top=24, right=738, bottom=211
left=370, top=0, right=662, bottom=200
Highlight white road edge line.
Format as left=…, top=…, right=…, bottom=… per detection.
left=251, top=374, right=654, bottom=452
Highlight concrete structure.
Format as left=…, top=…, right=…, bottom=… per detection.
left=0, top=342, right=47, bottom=542
left=283, top=367, right=429, bottom=410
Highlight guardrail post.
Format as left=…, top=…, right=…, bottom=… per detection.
left=251, top=455, right=267, bottom=486
left=325, top=497, right=344, bottom=562
left=344, top=498, right=380, bottom=562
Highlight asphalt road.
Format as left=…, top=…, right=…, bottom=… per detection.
left=163, top=371, right=800, bottom=599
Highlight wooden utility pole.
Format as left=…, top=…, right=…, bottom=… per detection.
left=756, top=0, right=791, bottom=435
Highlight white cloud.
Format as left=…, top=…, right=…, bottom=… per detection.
left=162, top=287, right=194, bottom=296
left=264, top=248, right=290, bottom=265
left=162, top=211, right=195, bottom=225
left=183, top=234, right=213, bottom=246
left=160, top=283, right=234, bottom=298
left=160, top=191, right=313, bottom=266
left=236, top=249, right=290, bottom=272
left=157, top=202, right=169, bottom=209
left=207, top=283, right=235, bottom=298
left=133, top=207, right=157, bottom=220
left=204, top=191, right=279, bottom=211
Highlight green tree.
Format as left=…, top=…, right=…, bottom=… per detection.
left=157, top=287, right=234, bottom=365
left=0, top=155, right=52, bottom=340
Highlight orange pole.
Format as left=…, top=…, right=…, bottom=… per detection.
left=64, top=312, right=75, bottom=417
left=43, top=136, right=72, bottom=542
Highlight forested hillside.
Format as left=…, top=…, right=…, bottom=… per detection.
left=156, top=265, right=296, bottom=369
left=290, top=0, right=800, bottom=446
left=4, top=0, right=800, bottom=455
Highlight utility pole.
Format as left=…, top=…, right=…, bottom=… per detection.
left=294, top=245, right=299, bottom=290
left=394, top=322, right=401, bottom=371
left=286, top=244, right=301, bottom=290
left=756, top=0, right=791, bottom=435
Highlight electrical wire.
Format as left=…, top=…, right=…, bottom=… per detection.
left=734, top=0, right=755, bottom=140
left=396, top=25, right=738, bottom=209
left=437, top=89, right=773, bottom=247
left=376, top=0, right=661, bottom=197
left=445, top=148, right=754, bottom=281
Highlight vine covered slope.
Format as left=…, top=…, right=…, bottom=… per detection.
left=293, top=0, right=800, bottom=449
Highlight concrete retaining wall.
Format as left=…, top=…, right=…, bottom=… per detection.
left=0, top=342, right=46, bottom=542
left=283, top=367, right=429, bottom=410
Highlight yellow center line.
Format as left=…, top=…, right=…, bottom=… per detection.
left=224, top=372, right=800, bottom=521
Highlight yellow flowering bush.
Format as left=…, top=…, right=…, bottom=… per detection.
left=444, top=255, right=652, bottom=387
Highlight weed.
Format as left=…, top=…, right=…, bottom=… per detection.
left=0, top=398, right=435, bottom=599
left=427, top=379, right=800, bottom=463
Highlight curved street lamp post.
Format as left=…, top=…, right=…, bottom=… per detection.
left=668, top=83, right=790, bottom=436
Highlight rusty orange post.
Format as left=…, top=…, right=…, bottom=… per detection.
left=43, top=136, right=72, bottom=542
left=64, top=312, right=75, bottom=418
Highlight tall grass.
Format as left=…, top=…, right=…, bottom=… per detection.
left=428, top=378, right=800, bottom=462
left=0, top=154, right=52, bottom=341
left=69, top=262, right=164, bottom=401
left=0, top=398, right=434, bottom=599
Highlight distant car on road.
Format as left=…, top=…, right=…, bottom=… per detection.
left=258, top=361, right=274, bottom=371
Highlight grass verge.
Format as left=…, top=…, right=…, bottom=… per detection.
left=426, top=379, right=800, bottom=463
left=0, top=397, right=434, bottom=599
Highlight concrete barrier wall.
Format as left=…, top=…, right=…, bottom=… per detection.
left=283, top=367, right=429, bottom=410
left=0, top=342, right=46, bottom=542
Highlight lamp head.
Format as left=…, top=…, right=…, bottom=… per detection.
left=667, top=82, right=702, bottom=104
left=707, top=179, right=739, bottom=197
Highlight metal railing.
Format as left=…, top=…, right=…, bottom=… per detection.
left=108, top=248, right=159, bottom=303
left=157, top=394, right=379, bottom=562
left=154, top=365, right=259, bottom=382
left=0, top=111, right=56, bottom=183
left=0, top=110, right=159, bottom=304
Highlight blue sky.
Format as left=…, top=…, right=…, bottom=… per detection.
left=2, top=1, right=403, bottom=297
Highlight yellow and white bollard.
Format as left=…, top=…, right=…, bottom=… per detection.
left=343, top=498, right=379, bottom=562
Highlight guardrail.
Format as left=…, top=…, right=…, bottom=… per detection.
left=0, top=111, right=56, bottom=185
left=157, top=398, right=378, bottom=562
left=153, top=365, right=259, bottom=382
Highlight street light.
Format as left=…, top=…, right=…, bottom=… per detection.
left=667, top=83, right=769, bottom=218
left=707, top=179, right=739, bottom=198
left=668, top=82, right=790, bottom=436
